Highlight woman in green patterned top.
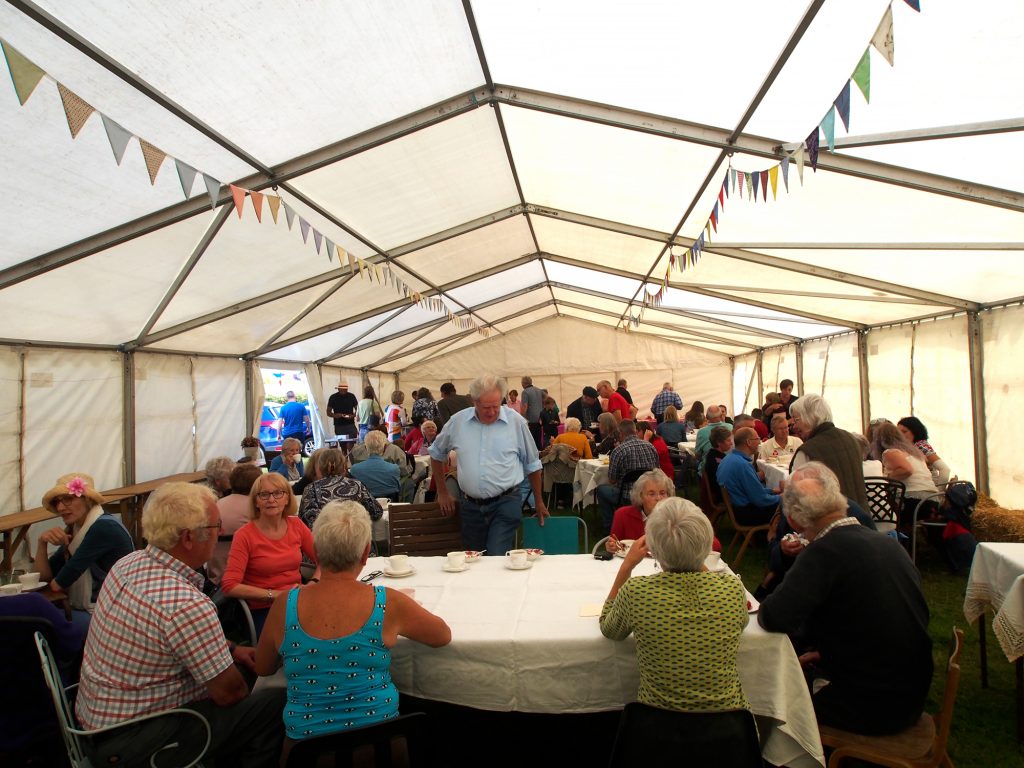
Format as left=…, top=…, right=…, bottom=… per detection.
left=600, top=497, right=749, bottom=712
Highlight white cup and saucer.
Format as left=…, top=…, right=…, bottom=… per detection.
left=0, top=583, right=22, bottom=596
left=384, top=554, right=415, bottom=578
left=443, top=551, right=469, bottom=573
left=704, top=551, right=726, bottom=572
left=613, top=539, right=635, bottom=558
left=18, top=572, right=44, bottom=590
left=505, top=549, right=532, bottom=570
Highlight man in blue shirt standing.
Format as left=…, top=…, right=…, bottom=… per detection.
left=430, top=374, right=549, bottom=555
left=279, top=391, right=310, bottom=445
left=716, top=427, right=781, bottom=525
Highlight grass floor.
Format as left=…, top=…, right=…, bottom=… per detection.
left=562, top=482, right=1024, bottom=768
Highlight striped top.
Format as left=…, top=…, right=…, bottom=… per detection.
left=76, top=546, right=232, bottom=729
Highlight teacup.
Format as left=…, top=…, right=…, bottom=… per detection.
left=506, top=549, right=528, bottom=568
left=705, top=552, right=722, bottom=571
left=18, top=572, right=41, bottom=588
left=447, top=551, right=467, bottom=569
left=388, top=554, right=410, bottom=573
left=375, top=497, right=391, bottom=511
left=0, top=583, right=22, bottom=596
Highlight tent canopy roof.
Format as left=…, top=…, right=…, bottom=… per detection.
left=1, top=0, right=1021, bottom=370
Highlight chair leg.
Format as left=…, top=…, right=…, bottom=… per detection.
left=733, top=531, right=754, bottom=568
left=726, top=531, right=741, bottom=560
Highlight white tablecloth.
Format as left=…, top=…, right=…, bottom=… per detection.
left=573, top=458, right=609, bottom=507
left=757, top=459, right=791, bottom=492
left=965, top=542, right=1024, bottom=662
left=365, top=554, right=824, bottom=768
left=676, top=442, right=696, bottom=457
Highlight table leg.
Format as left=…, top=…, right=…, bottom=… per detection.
left=1, top=531, right=11, bottom=572
left=979, top=613, right=989, bottom=689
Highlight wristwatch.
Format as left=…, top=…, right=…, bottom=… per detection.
left=266, top=588, right=274, bottom=601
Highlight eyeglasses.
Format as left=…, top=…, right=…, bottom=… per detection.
left=197, top=521, right=222, bottom=531
left=257, top=490, right=288, bottom=501
left=53, top=496, right=78, bottom=508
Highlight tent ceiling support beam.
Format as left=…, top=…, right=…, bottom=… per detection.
left=541, top=253, right=861, bottom=328
left=395, top=331, right=478, bottom=373
left=320, top=305, right=415, bottom=363
left=967, top=312, right=989, bottom=495
left=364, top=321, right=477, bottom=370
left=834, top=118, right=1024, bottom=149
left=122, top=351, right=135, bottom=486
left=706, top=242, right=1024, bottom=250
left=857, top=331, right=871, bottom=434
left=133, top=206, right=233, bottom=347
left=254, top=275, right=357, bottom=355
left=389, top=206, right=524, bottom=258
left=547, top=281, right=797, bottom=342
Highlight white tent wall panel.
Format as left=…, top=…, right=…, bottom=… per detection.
left=20, top=349, right=124, bottom=513
left=0, top=348, right=22, bottom=518
left=615, top=369, right=671, bottom=420
left=801, top=339, right=831, bottom=402
left=732, top=354, right=757, bottom=415
left=133, top=353, right=195, bottom=481
left=817, top=333, right=863, bottom=433
left=983, top=305, right=1024, bottom=508
left=193, top=357, right=246, bottom=468
left=675, top=365, right=731, bottom=421
left=865, top=326, right=915, bottom=423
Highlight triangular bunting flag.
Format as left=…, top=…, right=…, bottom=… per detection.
left=312, top=229, right=323, bottom=254
left=1, top=40, right=45, bottom=105
left=751, top=171, right=760, bottom=201
left=871, top=6, right=895, bottom=66
left=358, top=259, right=366, bottom=278
left=346, top=250, right=355, bottom=273
left=781, top=156, right=790, bottom=192
left=705, top=221, right=712, bottom=242
left=746, top=172, right=754, bottom=200
left=805, top=128, right=820, bottom=172
left=56, top=83, right=94, bottom=138
left=710, top=203, right=718, bottom=233
left=230, top=185, right=247, bottom=218
left=852, top=48, right=871, bottom=103
left=834, top=81, right=851, bottom=132
left=267, top=195, right=281, bottom=224
left=820, top=108, right=836, bottom=152
left=759, top=170, right=769, bottom=201
left=326, top=239, right=335, bottom=262
left=730, top=168, right=737, bottom=194
left=175, top=159, right=198, bottom=198
left=250, top=190, right=264, bottom=222
left=101, top=115, right=133, bottom=165
left=203, top=174, right=221, bottom=209
left=769, top=165, right=779, bottom=200
left=299, top=218, right=311, bottom=244
left=737, top=172, right=744, bottom=198
left=718, top=184, right=725, bottom=208
left=283, top=203, right=296, bottom=230
left=796, top=146, right=806, bottom=185
left=903, top=0, right=920, bottom=12
left=138, top=139, right=165, bottom=185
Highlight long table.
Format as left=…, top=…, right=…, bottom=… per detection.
left=573, top=458, right=609, bottom=507
left=367, top=554, right=824, bottom=766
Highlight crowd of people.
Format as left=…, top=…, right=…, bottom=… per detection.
left=13, top=372, right=952, bottom=764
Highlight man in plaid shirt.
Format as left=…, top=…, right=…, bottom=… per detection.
left=650, top=382, right=683, bottom=423
left=76, top=483, right=284, bottom=767
left=595, top=420, right=659, bottom=534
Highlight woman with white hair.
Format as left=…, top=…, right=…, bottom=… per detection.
left=269, top=437, right=305, bottom=482
left=256, top=500, right=450, bottom=740
left=600, top=497, right=748, bottom=712
left=348, top=430, right=401, bottom=500
left=550, top=416, right=593, bottom=459
left=204, top=456, right=236, bottom=497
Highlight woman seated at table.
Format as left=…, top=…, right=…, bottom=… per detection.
left=34, top=472, right=134, bottom=630
left=592, top=412, right=620, bottom=455
left=255, top=500, right=451, bottom=740
left=870, top=422, right=940, bottom=529
left=656, top=405, right=686, bottom=445
left=405, top=419, right=437, bottom=457
left=208, top=462, right=264, bottom=586
left=757, top=413, right=803, bottom=464
left=683, top=401, right=705, bottom=434
left=606, top=470, right=721, bottom=554
left=600, top=497, right=748, bottom=712
left=551, top=417, right=593, bottom=459
left=270, top=437, right=305, bottom=482
left=222, top=472, right=319, bottom=636
left=299, top=448, right=383, bottom=530
left=703, top=426, right=733, bottom=506
left=897, top=416, right=950, bottom=487
left=292, top=447, right=324, bottom=498
left=638, top=421, right=674, bottom=480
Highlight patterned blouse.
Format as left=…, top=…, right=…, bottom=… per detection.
left=299, top=475, right=383, bottom=529
left=600, top=571, right=749, bottom=712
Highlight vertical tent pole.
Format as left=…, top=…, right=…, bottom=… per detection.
left=796, top=341, right=805, bottom=397
left=756, top=353, right=763, bottom=413
left=244, top=360, right=254, bottom=437
left=967, top=311, right=990, bottom=494
left=17, top=349, right=26, bottom=512
left=858, top=331, right=871, bottom=435
left=122, top=351, right=136, bottom=486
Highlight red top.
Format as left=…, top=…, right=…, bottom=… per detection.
left=753, top=419, right=769, bottom=440
left=610, top=505, right=721, bottom=552
left=651, top=435, right=674, bottom=479
left=606, top=391, right=631, bottom=421
left=222, top=516, right=316, bottom=609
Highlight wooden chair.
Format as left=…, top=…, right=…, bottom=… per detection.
left=720, top=486, right=771, bottom=568
left=700, top=468, right=726, bottom=527
left=820, top=627, right=964, bottom=767
left=388, top=502, right=463, bottom=556
left=285, top=712, right=428, bottom=768
left=864, top=476, right=906, bottom=534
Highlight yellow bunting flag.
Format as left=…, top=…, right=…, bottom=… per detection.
left=1, top=40, right=45, bottom=105
left=250, top=190, right=264, bottom=222
left=346, top=249, right=355, bottom=273
left=266, top=195, right=281, bottom=224
left=139, top=139, right=165, bottom=185
left=56, top=83, right=94, bottom=138
left=230, top=185, right=246, bottom=218
left=769, top=165, right=779, bottom=200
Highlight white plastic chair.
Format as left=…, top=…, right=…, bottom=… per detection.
left=35, top=632, right=211, bottom=768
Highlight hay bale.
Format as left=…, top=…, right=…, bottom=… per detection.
left=973, top=492, right=1024, bottom=543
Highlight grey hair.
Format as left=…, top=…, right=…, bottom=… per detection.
left=706, top=405, right=722, bottom=421
left=282, top=437, right=302, bottom=451
left=598, top=412, right=618, bottom=435
left=644, top=497, right=713, bottom=572
left=790, top=394, right=832, bottom=432
left=469, top=374, right=508, bottom=401
left=143, top=482, right=217, bottom=550
left=564, top=417, right=581, bottom=433
left=204, top=456, right=235, bottom=487
left=770, top=413, right=789, bottom=428
left=782, top=461, right=847, bottom=529
left=421, top=420, right=437, bottom=432
left=629, top=469, right=674, bottom=507
left=363, top=430, right=387, bottom=455
left=312, top=500, right=371, bottom=571
left=317, top=447, right=347, bottom=478
left=709, top=425, right=732, bottom=449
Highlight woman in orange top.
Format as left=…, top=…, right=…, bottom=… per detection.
left=551, top=417, right=593, bottom=459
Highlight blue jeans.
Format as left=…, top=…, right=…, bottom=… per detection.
left=459, top=491, right=523, bottom=555
left=358, top=424, right=370, bottom=442
left=596, top=484, right=622, bottom=535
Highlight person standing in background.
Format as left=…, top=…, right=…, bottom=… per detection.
left=326, top=382, right=358, bottom=441
left=279, top=391, right=310, bottom=444
left=520, top=376, right=544, bottom=449
left=356, top=385, right=382, bottom=442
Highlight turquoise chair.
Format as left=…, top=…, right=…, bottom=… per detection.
left=519, top=515, right=588, bottom=554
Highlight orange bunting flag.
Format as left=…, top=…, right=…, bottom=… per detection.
left=139, top=139, right=166, bottom=185
left=266, top=195, right=281, bottom=223
left=769, top=166, right=779, bottom=200
left=250, top=190, right=264, bottom=222
left=230, top=185, right=247, bottom=218
left=57, top=83, right=94, bottom=138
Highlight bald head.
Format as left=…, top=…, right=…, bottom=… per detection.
left=732, top=427, right=759, bottom=456
left=707, top=406, right=723, bottom=423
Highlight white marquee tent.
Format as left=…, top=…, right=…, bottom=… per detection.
left=1, top=0, right=1022, bottom=518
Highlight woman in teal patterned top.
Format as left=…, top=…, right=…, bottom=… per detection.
left=600, top=497, right=749, bottom=712
left=255, top=500, right=450, bottom=740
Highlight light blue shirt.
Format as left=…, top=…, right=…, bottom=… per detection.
left=429, top=406, right=542, bottom=498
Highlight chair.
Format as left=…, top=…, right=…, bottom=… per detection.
left=720, top=487, right=771, bottom=568
left=700, top=468, right=726, bottom=527
left=608, top=703, right=762, bottom=768
left=519, top=515, right=588, bottom=554
left=910, top=490, right=948, bottom=564
left=388, top=502, right=463, bottom=556
left=819, top=627, right=964, bottom=768
left=616, top=468, right=647, bottom=507
left=214, top=592, right=258, bottom=646
left=34, top=632, right=211, bottom=768
left=592, top=535, right=611, bottom=555
left=284, top=712, right=428, bottom=768
left=864, top=477, right=907, bottom=534
left=541, top=443, right=579, bottom=512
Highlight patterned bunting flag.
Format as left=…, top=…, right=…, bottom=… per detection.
left=820, top=107, right=836, bottom=152
left=805, top=128, right=819, bottom=171
left=737, top=172, right=744, bottom=197
left=56, top=83, right=94, bottom=138
left=267, top=195, right=281, bottom=223
left=852, top=48, right=871, bottom=103
left=101, top=115, right=132, bottom=165
left=769, top=165, right=779, bottom=199
left=250, top=190, right=264, bottom=222
left=174, top=159, right=198, bottom=198
left=730, top=168, right=737, bottom=194
left=139, top=139, right=165, bottom=185
left=203, top=174, right=221, bottom=209
left=229, top=184, right=246, bottom=218
left=872, top=6, right=895, bottom=66
left=746, top=172, right=754, bottom=200
left=834, top=81, right=851, bottom=132
left=1, top=40, right=45, bottom=105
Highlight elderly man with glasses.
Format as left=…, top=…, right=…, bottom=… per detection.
left=716, top=427, right=781, bottom=525
left=75, top=482, right=285, bottom=768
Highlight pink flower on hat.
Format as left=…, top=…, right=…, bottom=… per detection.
left=66, top=477, right=86, bottom=497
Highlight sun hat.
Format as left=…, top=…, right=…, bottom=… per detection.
left=42, top=472, right=106, bottom=513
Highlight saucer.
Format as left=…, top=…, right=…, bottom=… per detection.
left=383, top=568, right=416, bottom=578
left=442, top=563, right=470, bottom=573
left=505, top=560, right=532, bottom=571
left=613, top=539, right=635, bottom=558
left=20, top=582, right=46, bottom=591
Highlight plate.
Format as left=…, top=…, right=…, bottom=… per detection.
left=613, top=539, right=635, bottom=558
left=525, top=549, right=544, bottom=561
left=383, top=568, right=416, bottom=578
left=21, top=582, right=46, bottom=591
left=442, top=563, right=470, bottom=573
left=504, top=561, right=533, bottom=571
left=746, top=594, right=760, bottom=614
left=464, top=551, right=483, bottom=563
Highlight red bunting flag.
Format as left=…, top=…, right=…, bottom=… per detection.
left=229, top=185, right=246, bottom=218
